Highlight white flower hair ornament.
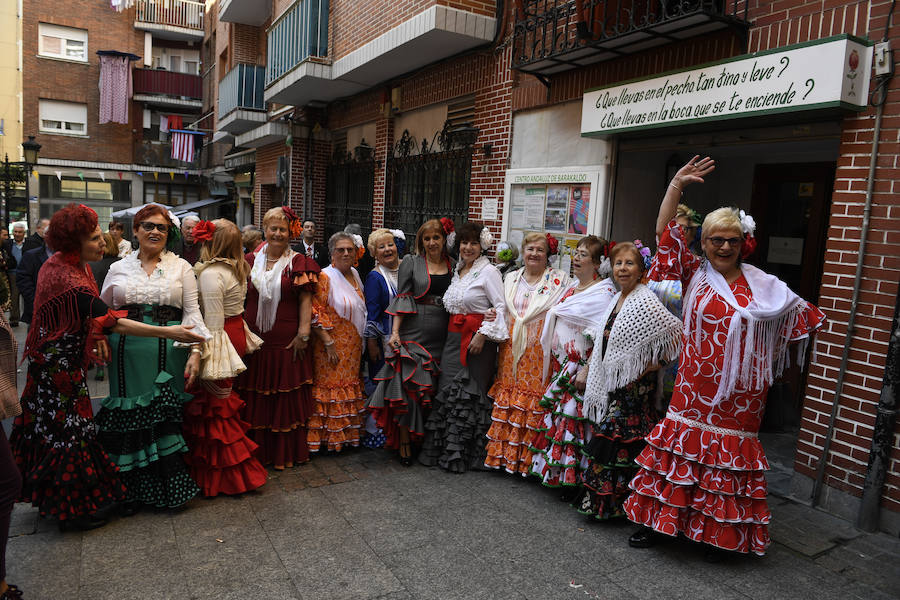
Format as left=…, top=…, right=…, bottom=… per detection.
left=389, top=229, right=405, bottom=241
left=597, top=256, right=612, bottom=278
left=479, top=227, right=494, bottom=251
left=167, top=210, right=181, bottom=230
left=445, top=231, right=456, bottom=250
left=350, top=233, right=364, bottom=249
left=738, top=210, right=756, bottom=237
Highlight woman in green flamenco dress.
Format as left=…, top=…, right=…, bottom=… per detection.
left=96, top=204, right=211, bottom=512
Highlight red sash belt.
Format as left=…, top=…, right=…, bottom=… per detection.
left=448, top=313, right=484, bottom=367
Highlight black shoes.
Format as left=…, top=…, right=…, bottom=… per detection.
left=58, top=514, right=107, bottom=532
left=0, top=584, right=24, bottom=599
left=628, top=526, right=658, bottom=548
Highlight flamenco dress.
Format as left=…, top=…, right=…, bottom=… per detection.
left=367, top=255, right=452, bottom=449
left=95, top=251, right=211, bottom=508
left=419, top=256, right=508, bottom=473
left=183, top=260, right=267, bottom=496
left=623, top=220, right=825, bottom=554
left=234, top=251, right=320, bottom=469
left=307, top=267, right=367, bottom=453
left=11, top=253, right=127, bottom=522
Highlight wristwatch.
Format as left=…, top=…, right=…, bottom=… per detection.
left=300, top=334, right=310, bottom=342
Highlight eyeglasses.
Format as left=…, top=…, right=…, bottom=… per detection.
left=572, top=250, right=591, bottom=259
left=707, top=236, right=742, bottom=248
left=138, top=222, right=169, bottom=233
left=333, top=247, right=355, bottom=254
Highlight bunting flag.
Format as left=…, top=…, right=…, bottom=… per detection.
left=55, top=171, right=62, bottom=181
left=171, top=130, right=196, bottom=162
left=118, top=172, right=123, bottom=180
left=153, top=172, right=158, bottom=180
left=137, top=171, right=144, bottom=177
left=169, top=171, right=175, bottom=180
left=99, top=172, right=105, bottom=181
left=77, top=171, right=84, bottom=181
left=32, top=170, right=38, bottom=179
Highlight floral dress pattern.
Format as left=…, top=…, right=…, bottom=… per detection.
left=623, top=220, right=826, bottom=554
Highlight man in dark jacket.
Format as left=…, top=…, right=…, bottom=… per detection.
left=17, top=244, right=52, bottom=325
left=22, top=218, right=49, bottom=253
left=4, top=223, right=25, bottom=325
left=291, top=219, right=329, bottom=269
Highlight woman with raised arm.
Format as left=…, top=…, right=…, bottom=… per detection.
left=624, top=156, right=826, bottom=559
left=485, top=232, right=569, bottom=475
left=184, top=219, right=267, bottom=496
left=529, top=235, right=617, bottom=495
left=307, top=232, right=367, bottom=453
left=576, top=241, right=682, bottom=521
left=419, top=222, right=508, bottom=473
left=12, top=204, right=203, bottom=530
left=367, top=219, right=454, bottom=465
left=96, top=204, right=213, bottom=512
left=235, top=207, right=320, bottom=470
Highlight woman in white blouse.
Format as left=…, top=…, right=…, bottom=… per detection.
left=420, top=223, right=508, bottom=473
left=96, top=204, right=211, bottom=512
left=183, top=219, right=267, bottom=497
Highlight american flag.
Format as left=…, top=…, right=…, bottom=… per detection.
left=171, top=130, right=195, bottom=162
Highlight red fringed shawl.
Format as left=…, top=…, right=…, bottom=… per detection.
left=23, top=252, right=116, bottom=365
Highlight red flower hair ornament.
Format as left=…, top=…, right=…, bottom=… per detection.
left=545, top=233, right=559, bottom=256
left=192, top=220, right=216, bottom=243
left=440, top=217, right=455, bottom=235
left=281, top=206, right=303, bottom=238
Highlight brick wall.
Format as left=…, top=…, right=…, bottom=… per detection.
left=231, top=23, right=262, bottom=67
left=24, top=0, right=144, bottom=164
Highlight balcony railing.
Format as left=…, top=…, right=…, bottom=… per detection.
left=134, top=69, right=202, bottom=99
left=135, top=0, right=204, bottom=31
left=219, top=64, right=266, bottom=118
left=134, top=139, right=197, bottom=167
left=266, top=0, right=329, bottom=86
left=512, top=0, right=750, bottom=75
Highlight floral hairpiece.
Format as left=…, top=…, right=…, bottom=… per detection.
left=479, top=227, right=494, bottom=251
left=633, top=239, right=652, bottom=270
left=738, top=209, right=757, bottom=259
left=496, top=241, right=514, bottom=263
left=281, top=206, right=303, bottom=238
left=167, top=210, right=181, bottom=230
left=545, top=233, right=559, bottom=256
left=165, top=210, right=182, bottom=250
left=350, top=233, right=366, bottom=262
left=192, top=220, right=216, bottom=243
left=390, top=229, right=407, bottom=255
left=441, top=218, right=456, bottom=250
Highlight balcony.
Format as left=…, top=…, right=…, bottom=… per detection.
left=134, top=0, right=205, bottom=42
left=219, top=0, right=271, bottom=26
left=134, top=139, right=198, bottom=168
left=218, top=64, right=267, bottom=134
left=133, top=68, right=202, bottom=109
left=511, top=0, right=750, bottom=76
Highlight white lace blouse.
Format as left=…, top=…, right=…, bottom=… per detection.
left=441, top=255, right=509, bottom=342
left=100, top=250, right=211, bottom=341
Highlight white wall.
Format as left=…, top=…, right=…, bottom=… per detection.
left=511, top=101, right=610, bottom=169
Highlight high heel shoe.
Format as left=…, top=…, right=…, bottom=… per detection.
left=0, top=584, right=24, bottom=599
left=398, top=442, right=412, bottom=467
left=58, top=514, right=107, bottom=532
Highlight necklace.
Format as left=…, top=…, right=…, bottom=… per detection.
left=574, top=279, right=598, bottom=292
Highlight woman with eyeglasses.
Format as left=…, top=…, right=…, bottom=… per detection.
left=624, top=156, right=826, bottom=560
left=235, top=207, right=320, bottom=470
left=95, top=204, right=212, bottom=513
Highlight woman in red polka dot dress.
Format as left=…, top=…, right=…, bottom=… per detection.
left=623, top=156, right=826, bottom=559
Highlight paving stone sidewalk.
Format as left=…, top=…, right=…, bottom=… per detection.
left=7, top=448, right=900, bottom=600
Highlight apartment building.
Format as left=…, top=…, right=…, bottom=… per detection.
left=0, top=0, right=25, bottom=223
left=204, top=0, right=900, bottom=534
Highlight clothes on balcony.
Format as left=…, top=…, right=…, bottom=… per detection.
left=99, top=54, right=133, bottom=125
left=110, top=0, right=135, bottom=12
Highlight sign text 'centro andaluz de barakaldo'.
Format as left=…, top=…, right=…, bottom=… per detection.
left=581, top=35, right=873, bottom=137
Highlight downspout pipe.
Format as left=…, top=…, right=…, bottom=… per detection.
left=811, top=90, right=885, bottom=507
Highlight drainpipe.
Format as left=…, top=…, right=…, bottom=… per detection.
left=857, top=288, right=900, bottom=530
left=811, top=76, right=888, bottom=507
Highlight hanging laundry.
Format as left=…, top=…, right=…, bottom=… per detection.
left=109, top=0, right=135, bottom=12
left=168, top=115, right=183, bottom=130
left=171, top=130, right=195, bottom=162
left=99, top=54, right=132, bottom=124
left=159, top=115, right=169, bottom=133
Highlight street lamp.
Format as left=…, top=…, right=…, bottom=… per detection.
left=21, top=136, right=40, bottom=231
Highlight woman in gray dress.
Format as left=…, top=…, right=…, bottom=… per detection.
left=367, top=218, right=454, bottom=465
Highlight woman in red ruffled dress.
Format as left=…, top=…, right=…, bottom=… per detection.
left=184, top=219, right=267, bottom=496
left=235, top=207, right=320, bottom=470
left=624, top=156, right=826, bottom=558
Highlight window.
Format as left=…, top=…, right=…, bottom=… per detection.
left=39, top=100, right=87, bottom=135
left=38, top=23, right=88, bottom=62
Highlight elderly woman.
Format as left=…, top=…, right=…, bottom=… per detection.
left=530, top=235, right=617, bottom=494
left=420, top=222, right=508, bottom=473
left=184, top=219, right=267, bottom=496
left=367, top=218, right=454, bottom=465
left=235, top=207, right=320, bottom=470
left=96, top=204, right=212, bottom=512
left=308, top=232, right=367, bottom=452
left=13, top=204, right=202, bottom=529
left=577, top=242, right=682, bottom=521
left=624, top=156, right=825, bottom=559
left=485, top=233, right=569, bottom=474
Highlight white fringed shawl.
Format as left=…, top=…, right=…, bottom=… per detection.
left=249, top=244, right=294, bottom=334
left=504, top=266, right=569, bottom=376
left=583, top=284, right=682, bottom=423
left=685, top=261, right=808, bottom=404
left=322, top=265, right=366, bottom=338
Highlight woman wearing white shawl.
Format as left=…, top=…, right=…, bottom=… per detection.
left=529, top=236, right=617, bottom=495
left=485, top=232, right=569, bottom=475
left=309, top=232, right=367, bottom=453
left=578, top=242, right=682, bottom=521
left=624, top=156, right=826, bottom=558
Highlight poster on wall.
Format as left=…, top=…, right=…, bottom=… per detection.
left=525, top=187, right=546, bottom=229
left=545, top=186, right=568, bottom=232
left=509, top=187, right=527, bottom=229
left=568, top=185, right=589, bottom=234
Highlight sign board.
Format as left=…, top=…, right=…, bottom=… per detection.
left=582, top=35, right=873, bottom=137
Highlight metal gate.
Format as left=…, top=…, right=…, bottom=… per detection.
left=325, top=147, right=375, bottom=242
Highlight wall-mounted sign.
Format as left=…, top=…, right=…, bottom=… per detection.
left=582, top=35, right=873, bottom=137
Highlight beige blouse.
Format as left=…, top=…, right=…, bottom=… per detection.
left=196, top=259, right=262, bottom=380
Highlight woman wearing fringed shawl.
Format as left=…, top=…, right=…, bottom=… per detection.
left=624, top=156, right=826, bottom=559
left=10, top=204, right=203, bottom=531
left=529, top=235, right=617, bottom=496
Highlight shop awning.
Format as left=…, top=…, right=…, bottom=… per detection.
left=171, top=197, right=232, bottom=215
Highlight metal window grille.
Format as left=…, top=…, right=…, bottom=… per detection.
left=325, top=147, right=375, bottom=242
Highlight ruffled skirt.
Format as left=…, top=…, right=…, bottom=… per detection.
left=183, top=379, right=267, bottom=497
left=623, top=412, right=771, bottom=555
left=419, top=333, right=497, bottom=473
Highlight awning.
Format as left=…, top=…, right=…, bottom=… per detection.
left=171, top=197, right=232, bottom=215
left=111, top=202, right=171, bottom=218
